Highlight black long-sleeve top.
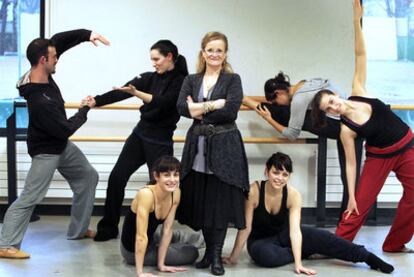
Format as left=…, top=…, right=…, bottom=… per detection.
left=17, top=29, right=92, bottom=157
left=94, top=67, right=185, bottom=145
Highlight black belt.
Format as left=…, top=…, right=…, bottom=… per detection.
left=192, top=123, right=237, bottom=137
left=192, top=123, right=237, bottom=159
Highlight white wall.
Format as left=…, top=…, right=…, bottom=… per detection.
left=46, top=0, right=355, bottom=100
left=0, top=0, right=401, bottom=207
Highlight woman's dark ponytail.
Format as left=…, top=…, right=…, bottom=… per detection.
left=151, top=40, right=188, bottom=76
left=174, top=54, right=189, bottom=76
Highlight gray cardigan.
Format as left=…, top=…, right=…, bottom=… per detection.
left=177, top=72, right=249, bottom=193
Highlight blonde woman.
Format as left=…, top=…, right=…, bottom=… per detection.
left=176, top=32, right=249, bottom=275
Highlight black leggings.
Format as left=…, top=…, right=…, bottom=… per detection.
left=247, top=225, right=369, bottom=268
left=98, top=133, right=172, bottom=230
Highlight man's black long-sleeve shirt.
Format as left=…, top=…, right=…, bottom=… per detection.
left=17, top=29, right=92, bottom=157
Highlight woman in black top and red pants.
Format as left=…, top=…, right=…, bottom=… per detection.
left=86, top=40, right=189, bottom=241
left=312, top=0, right=414, bottom=253
left=223, top=152, right=393, bottom=274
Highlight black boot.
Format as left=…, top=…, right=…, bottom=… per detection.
left=195, top=229, right=212, bottom=268
left=210, top=228, right=227, bottom=276
left=94, top=219, right=118, bottom=242
left=211, top=242, right=225, bottom=275
left=196, top=249, right=212, bottom=268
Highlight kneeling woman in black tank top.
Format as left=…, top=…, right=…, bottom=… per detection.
left=223, top=152, right=393, bottom=275
left=120, top=156, right=198, bottom=277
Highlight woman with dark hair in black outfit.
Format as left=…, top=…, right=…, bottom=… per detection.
left=84, top=40, right=189, bottom=241
left=223, top=152, right=394, bottom=275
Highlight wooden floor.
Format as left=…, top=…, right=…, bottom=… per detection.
left=0, top=216, right=413, bottom=277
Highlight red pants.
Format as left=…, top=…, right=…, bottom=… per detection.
left=336, top=136, right=414, bottom=252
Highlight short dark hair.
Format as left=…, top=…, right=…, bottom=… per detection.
left=26, top=38, right=54, bottom=66
left=264, top=71, right=291, bottom=101
left=265, top=152, right=293, bottom=173
left=149, top=156, right=181, bottom=184
left=310, top=89, right=335, bottom=128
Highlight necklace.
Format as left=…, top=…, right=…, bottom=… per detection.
left=203, top=75, right=218, bottom=96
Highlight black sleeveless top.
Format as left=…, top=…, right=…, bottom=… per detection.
left=341, top=96, right=408, bottom=148
left=121, top=188, right=173, bottom=252
left=249, top=181, right=289, bottom=241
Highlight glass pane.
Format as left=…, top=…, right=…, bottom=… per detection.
left=364, top=0, right=414, bottom=128
left=0, top=0, right=40, bottom=99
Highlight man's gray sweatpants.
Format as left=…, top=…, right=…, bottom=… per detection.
left=0, top=141, right=99, bottom=249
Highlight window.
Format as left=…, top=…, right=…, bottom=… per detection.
left=364, top=0, right=414, bottom=127
left=0, top=0, right=40, bottom=99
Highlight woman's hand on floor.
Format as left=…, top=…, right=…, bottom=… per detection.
left=294, top=264, right=317, bottom=275
left=222, top=255, right=238, bottom=266
left=158, top=265, right=187, bottom=273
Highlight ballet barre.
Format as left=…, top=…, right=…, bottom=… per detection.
left=7, top=100, right=413, bottom=225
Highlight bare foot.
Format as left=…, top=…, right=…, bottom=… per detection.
left=83, top=229, right=96, bottom=239
left=384, top=246, right=414, bottom=253
left=400, top=247, right=414, bottom=253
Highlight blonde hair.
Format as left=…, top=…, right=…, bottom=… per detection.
left=196, top=31, right=233, bottom=74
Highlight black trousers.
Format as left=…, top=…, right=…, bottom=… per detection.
left=98, top=133, right=173, bottom=231
left=247, top=225, right=369, bottom=268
